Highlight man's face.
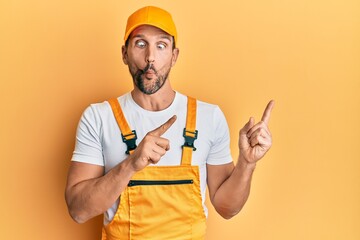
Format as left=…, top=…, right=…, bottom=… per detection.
left=122, top=25, right=179, bottom=95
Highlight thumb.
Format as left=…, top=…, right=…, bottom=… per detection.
left=240, top=117, right=255, bottom=135
left=149, top=115, right=177, bottom=137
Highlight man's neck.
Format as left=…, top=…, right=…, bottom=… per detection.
left=131, top=85, right=176, bottom=111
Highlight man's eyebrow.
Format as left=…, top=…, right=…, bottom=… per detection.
left=159, top=35, right=171, bottom=41
left=131, top=34, right=145, bottom=39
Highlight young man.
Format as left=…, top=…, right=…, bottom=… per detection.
left=65, top=6, right=274, bottom=239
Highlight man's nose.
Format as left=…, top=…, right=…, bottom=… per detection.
left=145, top=46, right=155, bottom=63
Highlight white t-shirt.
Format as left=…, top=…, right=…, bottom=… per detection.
left=72, top=91, right=233, bottom=224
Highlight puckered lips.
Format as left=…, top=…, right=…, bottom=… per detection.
left=144, top=69, right=156, bottom=80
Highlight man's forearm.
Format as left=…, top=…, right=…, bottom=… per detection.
left=66, top=159, right=135, bottom=223
left=211, top=155, right=256, bottom=219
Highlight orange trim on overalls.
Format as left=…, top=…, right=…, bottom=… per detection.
left=108, top=98, right=133, bottom=138
left=181, top=96, right=197, bottom=166
left=103, top=97, right=206, bottom=240
left=108, top=98, right=137, bottom=155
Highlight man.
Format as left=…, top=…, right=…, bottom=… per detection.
left=65, top=6, right=274, bottom=240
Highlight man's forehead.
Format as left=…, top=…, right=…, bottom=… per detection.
left=129, top=25, right=172, bottom=41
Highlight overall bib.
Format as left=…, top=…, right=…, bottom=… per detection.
left=102, top=97, right=206, bottom=240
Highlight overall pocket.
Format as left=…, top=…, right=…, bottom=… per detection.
left=128, top=179, right=194, bottom=240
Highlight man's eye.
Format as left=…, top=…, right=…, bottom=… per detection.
left=157, top=43, right=166, bottom=50
left=135, top=41, right=146, bottom=48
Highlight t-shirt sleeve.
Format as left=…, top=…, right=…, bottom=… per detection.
left=71, top=105, right=104, bottom=166
left=206, top=106, right=233, bottom=165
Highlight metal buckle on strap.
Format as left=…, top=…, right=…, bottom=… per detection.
left=182, top=128, right=198, bottom=151
left=121, top=130, right=137, bottom=154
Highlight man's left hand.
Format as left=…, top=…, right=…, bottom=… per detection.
left=238, top=100, right=275, bottom=164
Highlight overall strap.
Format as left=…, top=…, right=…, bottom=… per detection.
left=181, top=96, right=198, bottom=166
left=108, top=98, right=137, bottom=155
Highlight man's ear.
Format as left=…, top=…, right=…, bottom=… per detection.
left=171, top=48, right=179, bottom=67
left=122, top=45, right=128, bottom=65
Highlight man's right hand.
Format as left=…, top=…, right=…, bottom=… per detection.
left=127, top=115, right=177, bottom=172
left=65, top=114, right=177, bottom=223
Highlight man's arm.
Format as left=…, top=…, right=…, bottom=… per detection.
left=207, top=157, right=256, bottom=219
left=207, top=100, right=274, bottom=219
left=65, top=116, right=177, bottom=223
left=65, top=160, right=135, bottom=223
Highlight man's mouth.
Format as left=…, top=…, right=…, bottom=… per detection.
left=141, top=64, right=157, bottom=79
left=145, top=69, right=155, bottom=74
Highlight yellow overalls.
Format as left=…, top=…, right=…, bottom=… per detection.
left=102, top=96, right=206, bottom=240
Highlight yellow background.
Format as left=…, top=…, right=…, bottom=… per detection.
left=1, top=0, right=359, bottom=239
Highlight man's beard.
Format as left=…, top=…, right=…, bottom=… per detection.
left=131, top=64, right=170, bottom=95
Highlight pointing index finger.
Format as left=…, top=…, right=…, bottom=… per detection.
left=261, top=100, right=275, bottom=125
left=150, top=115, right=177, bottom=137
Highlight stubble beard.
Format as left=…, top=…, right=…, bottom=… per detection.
left=130, top=64, right=170, bottom=95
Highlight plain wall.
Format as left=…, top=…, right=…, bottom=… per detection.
left=1, top=0, right=359, bottom=239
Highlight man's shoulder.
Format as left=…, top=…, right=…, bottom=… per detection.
left=194, top=97, right=222, bottom=116
left=87, top=92, right=130, bottom=112
left=196, top=99, right=218, bottom=110
left=176, top=91, right=220, bottom=110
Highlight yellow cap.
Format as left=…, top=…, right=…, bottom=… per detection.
left=124, top=6, right=177, bottom=46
